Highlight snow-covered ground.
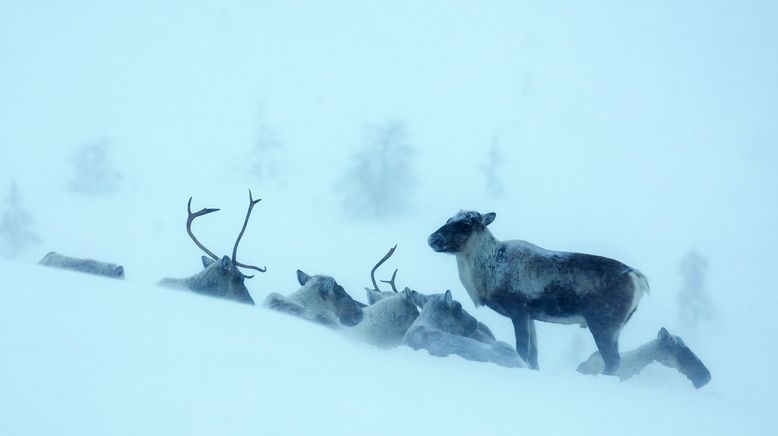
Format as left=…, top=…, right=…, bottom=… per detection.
left=2, top=1, right=777, bottom=435
left=0, top=260, right=771, bottom=436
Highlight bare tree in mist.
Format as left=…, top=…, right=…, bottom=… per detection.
left=677, top=250, right=715, bottom=332
left=480, top=137, right=505, bottom=197
left=69, top=138, right=122, bottom=195
left=250, top=110, right=285, bottom=183
left=339, top=120, right=416, bottom=219
left=0, top=182, right=40, bottom=259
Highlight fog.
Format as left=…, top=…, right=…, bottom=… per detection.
left=1, top=1, right=776, bottom=434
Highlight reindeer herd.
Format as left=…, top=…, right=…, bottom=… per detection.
left=37, top=191, right=712, bottom=389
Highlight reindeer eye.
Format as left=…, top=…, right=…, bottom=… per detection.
left=457, top=221, right=473, bottom=230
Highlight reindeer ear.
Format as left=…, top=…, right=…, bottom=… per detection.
left=365, top=288, right=381, bottom=304
left=220, top=256, right=231, bottom=271
left=114, top=265, right=124, bottom=278
left=658, top=327, right=670, bottom=340
left=297, top=270, right=311, bottom=286
left=444, top=290, right=453, bottom=306
left=408, top=289, right=428, bottom=308
left=201, top=256, right=216, bottom=269
left=481, top=212, right=496, bottom=226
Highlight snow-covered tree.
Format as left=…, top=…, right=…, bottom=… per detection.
left=69, top=138, right=122, bottom=195
left=339, top=120, right=416, bottom=219
left=0, top=182, right=41, bottom=259
left=677, top=250, right=715, bottom=332
left=480, top=137, right=506, bottom=197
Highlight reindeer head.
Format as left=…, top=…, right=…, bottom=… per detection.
left=160, top=191, right=265, bottom=305
left=410, top=290, right=479, bottom=338
left=656, top=327, right=712, bottom=389
left=295, top=270, right=364, bottom=326
left=428, top=210, right=496, bottom=253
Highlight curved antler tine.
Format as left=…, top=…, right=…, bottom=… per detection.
left=379, top=268, right=399, bottom=292
left=186, top=197, right=220, bottom=260
left=371, top=245, right=397, bottom=292
left=232, top=189, right=266, bottom=273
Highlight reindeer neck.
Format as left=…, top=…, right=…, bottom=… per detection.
left=288, top=287, right=321, bottom=307
left=473, top=228, right=499, bottom=253
left=455, top=229, right=499, bottom=306
left=415, top=304, right=438, bottom=325
left=617, top=339, right=662, bottom=380
left=182, top=272, right=220, bottom=295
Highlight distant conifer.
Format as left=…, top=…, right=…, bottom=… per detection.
left=339, top=120, right=416, bottom=219
left=0, top=182, right=41, bottom=258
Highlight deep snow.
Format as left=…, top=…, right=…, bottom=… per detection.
left=2, top=1, right=777, bottom=435
left=0, top=260, right=771, bottom=436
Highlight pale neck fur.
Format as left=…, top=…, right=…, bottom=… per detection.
left=617, top=339, right=663, bottom=380
left=454, top=228, right=500, bottom=306
left=578, top=339, right=664, bottom=380
left=288, top=287, right=319, bottom=307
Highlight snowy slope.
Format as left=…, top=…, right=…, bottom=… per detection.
left=0, top=260, right=771, bottom=436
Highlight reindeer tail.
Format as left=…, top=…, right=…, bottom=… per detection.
left=629, top=269, right=650, bottom=296
left=624, top=268, right=650, bottom=324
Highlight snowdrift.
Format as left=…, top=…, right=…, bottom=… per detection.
left=0, top=260, right=769, bottom=436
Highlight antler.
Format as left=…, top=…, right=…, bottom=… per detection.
left=380, top=268, right=399, bottom=293
left=371, top=245, right=398, bottom=293
left=187, top=197, right=220, bottom=261
left=232, top=189, right=267, bottom=274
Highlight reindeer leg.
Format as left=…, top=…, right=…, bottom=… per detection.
left=512, top=313, right=539, bottom=370
left=588, top=322, right=620, bottom=375
left=528, top=319, right=539, bottom=370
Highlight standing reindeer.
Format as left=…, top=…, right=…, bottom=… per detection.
left=158, top=191, right=265, bottom=305
left=428, top=210, right=649, bottom=374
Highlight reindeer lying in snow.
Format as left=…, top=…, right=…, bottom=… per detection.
left=577, top=327, right=711, bottom=388
left=348, top=287, right=419, bottom=348
left=39, top=251, right=125, bottom=279
left=260, top=246, right=416, bottom=348
left=158, top=191, right=266, bottom=305
left=263, top=270, right=364, bottom=327
left=345, top=246, right=420, bottom=348
left=263, top=246, right=417, bottom=341
left=347, top=246, right=510, bottom=357
left=403, top=289, right=526, bottom=368
left=429, top=210, right=649, bottom=374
